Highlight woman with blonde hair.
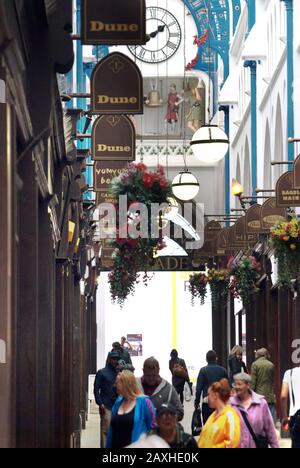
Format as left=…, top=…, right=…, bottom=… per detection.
left=106, top=370, right=156, bottom=448
left=198, top=379, right=241, bottom=448
left=229, top=345, right=248, bottom=385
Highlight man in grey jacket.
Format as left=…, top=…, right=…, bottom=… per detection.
left=137, top=357, right=184, bottom=421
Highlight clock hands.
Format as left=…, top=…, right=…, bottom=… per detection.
left=146, top=25, right=166, bottom=43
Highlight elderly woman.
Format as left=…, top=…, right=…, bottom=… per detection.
left=198, top=379, right=241, bottom=448
left=231, top=373, right=279, bottom=448
left=106, top=370, right=156, bottom=448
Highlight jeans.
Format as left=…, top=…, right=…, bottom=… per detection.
left=290, top=414, right=300, bottom=449
left=268, top=403, right=276, bottom=422
left=100, top=407, right=112, bottom=448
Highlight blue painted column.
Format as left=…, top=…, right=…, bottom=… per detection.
left=220, top=105, right=230, bottom=218
left=281, top=0, right=294, bottom=163
left=245, top=0, right=256, bottom=32
left=244, top=61, right=257, bottom=197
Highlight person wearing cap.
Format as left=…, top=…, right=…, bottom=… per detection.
left=113, top=341, right=132, bottom=365
left=250, top=348, right=276, bottom=420
left=231, top=373, right=279, bottom=448
left=147, top=403, right=197, bottom=449
left=94, top=351, right=119, bottom=448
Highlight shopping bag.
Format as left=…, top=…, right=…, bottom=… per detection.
left=191, top=408, right=202, bottom=436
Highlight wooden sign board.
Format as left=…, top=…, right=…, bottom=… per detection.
left=276, top=171, right=300, bottom=207
left=100, top=254, right=207, bottom=272
left=234, top=216, right=258, bottom=249
left=81, top=0, right=146, bottom=45
left=260, top=197, right=287, bottom=232
left=245, top=204, right=262, bottom=234
left=216, top=228, right=230, bottom=256
left=194, top=221, right=222, bottom=259
left=294, top=154, right=300, bottom=188
left=91, top=52, right=143, bottom=115
left=92, top=115, right=136, bottom=161
left=94, top=160, right=128, bottom=193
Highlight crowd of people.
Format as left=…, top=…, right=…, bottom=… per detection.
left=94, top=339, right=300, bottom=449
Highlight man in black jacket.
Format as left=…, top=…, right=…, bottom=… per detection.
left=195, top=350, right=229, bottom=425
left=94, top=352, right=119, bottom=448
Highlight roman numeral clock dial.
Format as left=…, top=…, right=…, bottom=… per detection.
left=128, top=7, right=182, bottom=63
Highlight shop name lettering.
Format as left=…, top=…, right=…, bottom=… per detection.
left=97, top=96, right=137, bottom=105
left=281, top=190, right=300, bottom=201
left=90, top=22, right=139, bottom=33
left=97, top=145, right=131, bottom=153
left=95, top=168, right=125, bottom=184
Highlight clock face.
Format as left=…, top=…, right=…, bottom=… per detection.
left=128, top=7, right=182, bottom=64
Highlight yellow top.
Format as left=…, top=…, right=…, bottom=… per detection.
left=198, top=405, right=241, bottom=449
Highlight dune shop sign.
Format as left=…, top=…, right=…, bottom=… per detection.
left=81, top=0, right=146, bottom=45
left=260, top=197, right=287, bottom=232
left=92, top=115, right=136, bottom=161
left=91, top=52, right=143, bottom=115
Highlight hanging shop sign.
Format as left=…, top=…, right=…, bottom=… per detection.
left=94, top=160, right=128, bottom=193
left=260, top=197, right=287, bottom=232
left=276, top=171, right=300, bottom=207
left=294, top=154, right=300, bottom=188
left=234, top=216, right=258, bottom=249
left=227, top=225, right=238, bottom=253
left=91, top=52, right=143, bottom=115
left=92, top=115, right=136, bottom=161
left=81, top=0, right=146, bottom=45
left=216, top=227, right=230, bottom=256
left=245, top=204, right=262, bottom=234
left=194, top=221, right=222, bottom=259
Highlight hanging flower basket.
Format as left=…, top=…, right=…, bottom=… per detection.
left=108, top=163, right=172, bottom=305
left=271, top=218, right=300, bottom=288
left=207, top=268, right=230, bottom=309
left=188, top=273, right=208, bottom=306
left=228, top=256, right=261, bottom=307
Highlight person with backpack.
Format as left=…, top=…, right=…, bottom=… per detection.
left=169, top=349, right=191, bottom=405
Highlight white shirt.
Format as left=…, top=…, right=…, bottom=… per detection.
left=283, top=367, right=300, bottom=417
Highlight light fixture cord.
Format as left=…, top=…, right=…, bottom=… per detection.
left=183, top=1, right=188, bottom=171
left=207, top=1, right=212, bottom=124
left=166, top=0, right=169, bottom=178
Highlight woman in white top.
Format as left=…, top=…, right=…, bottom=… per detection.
left=281, top=365, right=300, bottom=449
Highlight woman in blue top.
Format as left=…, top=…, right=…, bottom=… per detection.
left=107, top=370, right=156, bottom=448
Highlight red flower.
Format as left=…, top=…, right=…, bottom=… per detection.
left=143, top=173, right=154, bottom=187
left=159, top=178, right=169, bottom=188
left=136, top=163, right=147, bottom=172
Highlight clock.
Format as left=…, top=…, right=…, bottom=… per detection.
left=128, top=7, right=182, bottom=64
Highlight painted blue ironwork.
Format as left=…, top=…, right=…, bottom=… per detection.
left=219, top=105, right=230, bottom=218
left=244, top=61, right=257, bottom=197
left=281, top=0, right=294, bottom=165
left=245, top=0, right=256, bottom=32
left=184, top=0, right=241, bottom=79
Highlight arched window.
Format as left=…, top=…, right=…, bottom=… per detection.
left=236, top=155, right=241, bottom=209
left=263, top=121, right=272, bottom=193
left=272, top=97, right=284, bottom=187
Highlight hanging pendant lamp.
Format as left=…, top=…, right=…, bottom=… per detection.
left=190, top=125, right=229, bottom=163
left=172, top=170, right=200, bottom=201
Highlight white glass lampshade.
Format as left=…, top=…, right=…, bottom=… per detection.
left=172, top=171, right=200, bottom=201
left=191, top=125, right=229, bottom=163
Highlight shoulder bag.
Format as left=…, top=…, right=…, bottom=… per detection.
left=240, top=411, right=269, bottom=448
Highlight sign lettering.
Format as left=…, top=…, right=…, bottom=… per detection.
left=82, top=0, right=146, bottom=45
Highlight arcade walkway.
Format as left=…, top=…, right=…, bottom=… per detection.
left=81, top=398, right=291, bottom=449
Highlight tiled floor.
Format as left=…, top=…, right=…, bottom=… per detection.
left=81, top=398, right=291, bottom=449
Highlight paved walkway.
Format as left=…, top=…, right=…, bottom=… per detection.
left=81, top=399, right=291, bottom=449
